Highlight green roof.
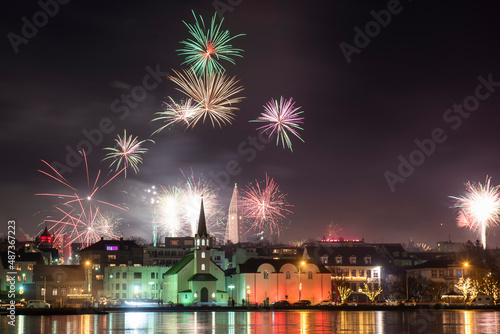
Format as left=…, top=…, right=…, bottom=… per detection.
left=188, top=273, right=217, bottom=281
left=165, top=253, right=194, bottom=275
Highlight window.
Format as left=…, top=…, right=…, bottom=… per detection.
left=96, top=275, right=103, bottom=280
left=108, top=255, right=117, bottom=261
left=350, top=257, right=356, bottom=264
left=56, top=274, right=63, bottom=283
left=431, top=270, right=437, bottom=278
left=151, top=273, right=155, bottom=279
left=122, top=293, right=126, bottom=298
left=202, top=239, right=205, bottom=246
left=52, top=288, right=58, bottom=296
left=41, top=288, right=45, bottom=296
left=122, top=284, right=127, bottom=290
left=17, top=276, right=21, bottom=282
left=367, top=270, right=371, bottom=278
left=106, top=246, right=118, bottom=251
left=359, top=270, right=364, bottom=277
left=351, top=270, right=356, bottom=277
left=202, top=252, right=205, bottom=258
left=116, top=293, right=119, bottom=299
left=439, top=270, right=444, bottom=278
left=335, top=256, right=342, bottom=264
left=134, top=273, right=142, bottom=279
left=197, top=239, right=200, bottom=246
left=321, top=256, right=328, bottom=264
left=364, top=257, right=371, bottom=265
left=116, top=273, right=120, bottom=279
left=457, top=270, right=462, bottom=277
left=201, top=264, right=205, bottom=271
left=15, top=264, right=21, bottom=271
left=449, top=269, right=453, bottom=277
left=27, top=264, right=34, bottom=271
left=373, top=271, right=379, bottom=278
left=62, top=288, right=67, bottom=296
left=264, top=270, right=269, bottom=279
left=351, top=283, right=357, bottom=291
left=116, top=284, right=120, bottom=290
left=286, top=271, right=291, bottom=279
left=308, top=271, right=313, bottom=279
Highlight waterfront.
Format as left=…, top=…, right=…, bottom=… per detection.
left=2, top=310, right=500, bottom=334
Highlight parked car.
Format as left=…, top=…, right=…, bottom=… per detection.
left=401, top=300, right=416, bottom=306
left=28, top=300, right=51, bottom=308
left=316, top=299, right=333, bottom=306
left=471, top=295, right=493, bottom=306
left=271, top=300, right=291, bottom=307
left=294, top=300, right=312, bottom=307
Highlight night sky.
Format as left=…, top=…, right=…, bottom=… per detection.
left=2, top=0, right=500, bottom=247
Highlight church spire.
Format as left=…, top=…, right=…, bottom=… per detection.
left=197, top=197, right=208, bottom=237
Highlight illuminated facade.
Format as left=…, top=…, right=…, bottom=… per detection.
left=162, top=199, right=229, bottom=305
left=225, top=184, right=242, bottom=244
left=229, top=258, right=332, bottom=305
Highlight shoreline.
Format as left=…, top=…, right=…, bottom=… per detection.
left=2, top=304, right=500, bottom=316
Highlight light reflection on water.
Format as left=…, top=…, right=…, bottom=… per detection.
left=1, top=310, right=500, bottom=334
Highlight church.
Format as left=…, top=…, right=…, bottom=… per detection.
left=162, top=199, right=229, bottom=306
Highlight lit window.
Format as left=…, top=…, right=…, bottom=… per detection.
left=350, top=257, right=356, bottom=264
left=52, top=288, right=58, bottom=296
left=286, top=271, right=291, bottom=279
left=27, top=264, right=34, bottom=271
left=364, top=257, right=371, bottom=265
left=107, top=246, right=119, bottom=251
left=15, top=264, right=21, bottom=271
left=201, top=264, right=205, bottom=271
left=197, top=239, right=200, bottom=246
left=202, top=252, right=205, bottom=258
left=96, top=275, right=103, bottom=280
left=351, top=270, right=356, bottom=277
left=336, top=256, right=342, bottom=264
left=359, top=270, right=364, bottom=277
left=108, top=255, right=117, bottom=261
left=202, top=239, right=205, bottom=246
left=264, top=270, right=269, bottom=279
left=41, top=288, right=45, bottom=296
left=373, top=271, right=379, bottom=278
left=321, top=256, right=328, bottom=264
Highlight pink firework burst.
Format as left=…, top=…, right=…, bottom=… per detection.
left=36, top=150, right=126, bottom=247
left=251, top=97, right=305, bottom=152
left=152, top=97, right=202, bottom=133
left=451, top=176, right=500, bottom=249
left=240, top=173, right=293, bottom=236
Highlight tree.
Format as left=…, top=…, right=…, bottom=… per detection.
left=481, top=277, right=500, bottom=304
left=455, top=277, right=481, bottom=303
left=428, top=281, right=448, bottom=301
left=408, top=275, right=429, bottom=301
left=358, top=283, right=383, bottom=303
left=337, top=286, right=352, bottom=304
left=381, top=275, right=405, bottom=300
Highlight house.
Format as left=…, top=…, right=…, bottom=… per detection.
left=33, top=264, right=86, bottom=307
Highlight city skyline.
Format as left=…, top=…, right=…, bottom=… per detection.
left=2, top=1, right=500, bottom=247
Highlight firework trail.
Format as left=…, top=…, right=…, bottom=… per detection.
left=251, top=97, right=305, bottom=152
left=177, top=10, right=245, bottom=76
left=168, top=68, right=244, bottom=128
left=240, top=173, right=293, bottom=238
left=153, top=170, right=224, bottom=239
left=103, top=130, right=154, bottom=178
left=152, top=97, right=201, bottom=134
left=451, top=176, right=500, bottom=249
left=36, top=150, right=126, bottom=247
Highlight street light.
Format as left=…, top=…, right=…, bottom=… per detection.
left=246, top=286, right=250, bottom=306
left=463, top=262, right=469, bottom=279
left=228, top=284, right=235, bottom=305
left=299, top=261, right=305, bottom=301
left=85, top=261, right=92, bottom=296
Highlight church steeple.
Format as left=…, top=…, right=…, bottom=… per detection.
left=197, top=197, right=208, bottom=237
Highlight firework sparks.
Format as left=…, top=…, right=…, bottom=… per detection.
left=251, top=97, right=305, bottom=152
left=103, top=130, right=154, bottom=177
left=153, top=171, right=224, bottom=239
left=177, top=11, right=245, bottom=75
left=240, top=173, right=293, bottom=237
left=36, top=150, right=126, bottom=247
left=168, top=68, right=245, bottom=128
left=451, top=176, right=500, bottom=249
left=95, top=211, right=122, bottom=239
left=152, top=97, right=201, bottom=134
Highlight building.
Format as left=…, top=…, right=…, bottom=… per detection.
left=143, top=247, right=191, bottom=266
left=229, top=258, right=332, bottom=305
left=103, top=266, right=170, bottom=301
left=162, top=199, right=229, bottom=305
left=0, top=251, right=45, bottom=300
left=79, top=237, right=143, bottom=297
left=225, top=184, right=243, bottom=244
left=33, top=264, right=86, bottom=307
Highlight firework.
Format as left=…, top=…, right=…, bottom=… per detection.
left=451, top=176, right=500, bottom=249
left=95, top=211, right=122, bottom=239
left=168, top=68, right=244, bottom=128
left=152, top=97, right=202, bottom=134
left=240, top=173, right=293, bottom=237
left=177, top=11, right=245, bottom=75
left=36, top=150, right=126, bottom=247
left=153, top=171, right=224, bottom=239
left=103, top=130, right=154, bottom=177
left=251, top=97, right=305, bottom=152
left=323, top=221, right=344, bottom=240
